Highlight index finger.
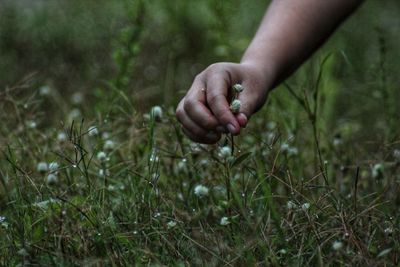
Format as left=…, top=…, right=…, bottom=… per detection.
left=206, top=72, right=240, bottom=135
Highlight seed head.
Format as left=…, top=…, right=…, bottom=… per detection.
left=97, top=151, right=107, bottom=162
left=218, top=146, right=232, bottom=159
left=232, top=83, right=244, bottom=93
left=151, top=106, right=163, bottom=121
left=37, top=162, right=48, bottom=173
left=194, top=185, right=209, bottom=198
left=332, top=240, right=343, bottom=251
left=46, top=174, right=58, bottom=185
left=220, top=216, right=229, bottom=226
left=103, top=140, right=116, bottom=151
left=230, top=99, right=241, bottom=113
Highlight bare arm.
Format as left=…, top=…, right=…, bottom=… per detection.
left=176, top=0, right=363, bottom=144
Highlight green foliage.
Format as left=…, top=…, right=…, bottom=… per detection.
left=0, top=0, right=400, bottom=266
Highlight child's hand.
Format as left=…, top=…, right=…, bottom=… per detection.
left=176, top=62, right=271, bottom=144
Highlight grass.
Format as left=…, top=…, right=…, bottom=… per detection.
left=0, top=1, right=400, bottom=266
left=0, top=71, right=399, bottom=266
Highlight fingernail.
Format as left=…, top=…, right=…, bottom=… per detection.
left=238, top=113, right=248, bottom=128
left=227, top=123, right=236, bottom=134
left=216, top=126, right=227, bottom=133
left=206, top=131, right=218, bottom=139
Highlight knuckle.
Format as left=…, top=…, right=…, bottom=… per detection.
left=183, top=98, right=195, bottom=112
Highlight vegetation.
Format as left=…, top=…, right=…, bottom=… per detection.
left=0, top=0, right=399, bottom=266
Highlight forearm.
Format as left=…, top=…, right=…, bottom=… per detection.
left=241, top=0, right=363, bottom=89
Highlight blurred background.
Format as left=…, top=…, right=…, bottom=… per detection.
left=0, top=0, right=399, bottom=142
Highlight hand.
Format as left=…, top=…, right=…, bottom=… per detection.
left=176, top=62, right=272, bottom=144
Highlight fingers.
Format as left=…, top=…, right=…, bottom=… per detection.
left=176, top=99, right=221, bottom=144
left=183, top=76, right=219, bottom=130
left=205, top=71, right=241, bottom=135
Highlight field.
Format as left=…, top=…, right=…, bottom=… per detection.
left=0, top=1, right=400, bottom=266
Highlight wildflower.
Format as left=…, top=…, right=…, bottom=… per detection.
left=26, top=120, right=37, bottom=129
left=278, top=249, right=287, bottom=255
left=167, top=220, right=177, bottom=229
left=194, top=185, right=209, bottom=198
left=301, top=203, right=310, bottom=211
left=71, top=92, right=83, bottom=104
left=46, top=174, right=58, bottom=185
left=97, top=151, right=107, bottom=162
left=220, top=216, right=229, bottom=226
left=0, top=216, right=5, bottom=223
left=232, top=83, right=244, bottom=93
left=372, top=163, right=384, bottom=179
left=151, top=106, right=163, bottom=120
left=286, top=200, right=297, bottom=210
left=88, top=126, right=99, bottom=136
left=332, top=240, right=343, bottom=251
left=218, top=146, right=232, bottom=159
left=39, top=85, right=51, bottom=96
left=37, top=162, right=48, bottom=173
left=99, top=169, right=110, bottom=177
left=230, top=99, right=241, bottom=113
left=57, top=132, right=67, bottom=142
left=384, top=227, right=393, bottom=235
left=103, top=140, right=116, bottom=151
left=49, top=162, right=59, bottom=172
left=288, top=147, right=298, bottom=156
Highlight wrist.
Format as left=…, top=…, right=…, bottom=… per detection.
left=239, top=59, right=277, bottom=93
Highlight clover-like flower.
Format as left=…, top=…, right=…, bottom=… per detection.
left=232, top=83, right=244, bottom=93
left=230, top=99, right=241, bottom=114
left=194, top=185, right=209, bottom=198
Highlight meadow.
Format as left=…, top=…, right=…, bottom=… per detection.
left=0, top=0, right=399, bottom=266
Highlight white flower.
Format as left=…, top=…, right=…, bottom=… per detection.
left=218, top=146, right=232, bottom=159
left=220, top=216, right=229, bottom=226
left=194, top=185, right=209, bottom=198
left=26, top=121, right=37, bottom=129
left=99, top=169, right=110, bottom=177
left=230, top=99, right=241, bottom=113
left=49, top=162, right=59, bottom=172
left=288, top=147, right=298, bottom=156
left=46, top=174, right=58, bottom=185
left=37, top=162, right=48, bottom=173
left=103, top=140, right=116, bottom=151
left=39, top=85, right=51, bottom=96
left=97, top=151, right=107, bottom=162
left=301, top=203, right=310, bottom=211
left=71, top=92, right=84, bottom=104
left=167, top=220, right=177, bottom=229
left=232, top=84, right=244, bottom=93
left=286, top=200, right=297, bottom=210
left=88, top=126, right=99, bottom=136
left=151, top=106, right=163, bottom=120
left=57, top=132, right=67, bottom=142
left=0, top=216, right=6, bottom=223
left=332, top=240, right=343, bottom=251
left=278, top=249, right=287, bottom=255
left=372, top=163, right=384, bottom=179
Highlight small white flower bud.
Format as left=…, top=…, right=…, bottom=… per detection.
left=232, top=83, right=244, bottom=93
left=194, top=185, right=209, bottom=198
left=332, top=240, right=343, bottom=251
left=49, top=162, right=59, bottom=172
left=218, top=146, right=232, bottom=159
left=97, top=151, right=107, bottom=162
left=301, top=203, right=310, bottom=211
left=103, top=140, right=116, bottom=151
left=167, top=220, right=177, bottom=229
left=46, top=174, right=58, bottom=185
left=151, top=106, right=163, bottom=120
left=88, top=126, right=99, bottom=136
left=220, top=216, right=229, bottom=226
left=37, top=162, right=48, bottom=173
left=57, top=132, right=67, bottom=142
left=230, top=99, right=241, bottom=113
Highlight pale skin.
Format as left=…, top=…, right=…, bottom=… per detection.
left=176, top=0, right=363, bottom=144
